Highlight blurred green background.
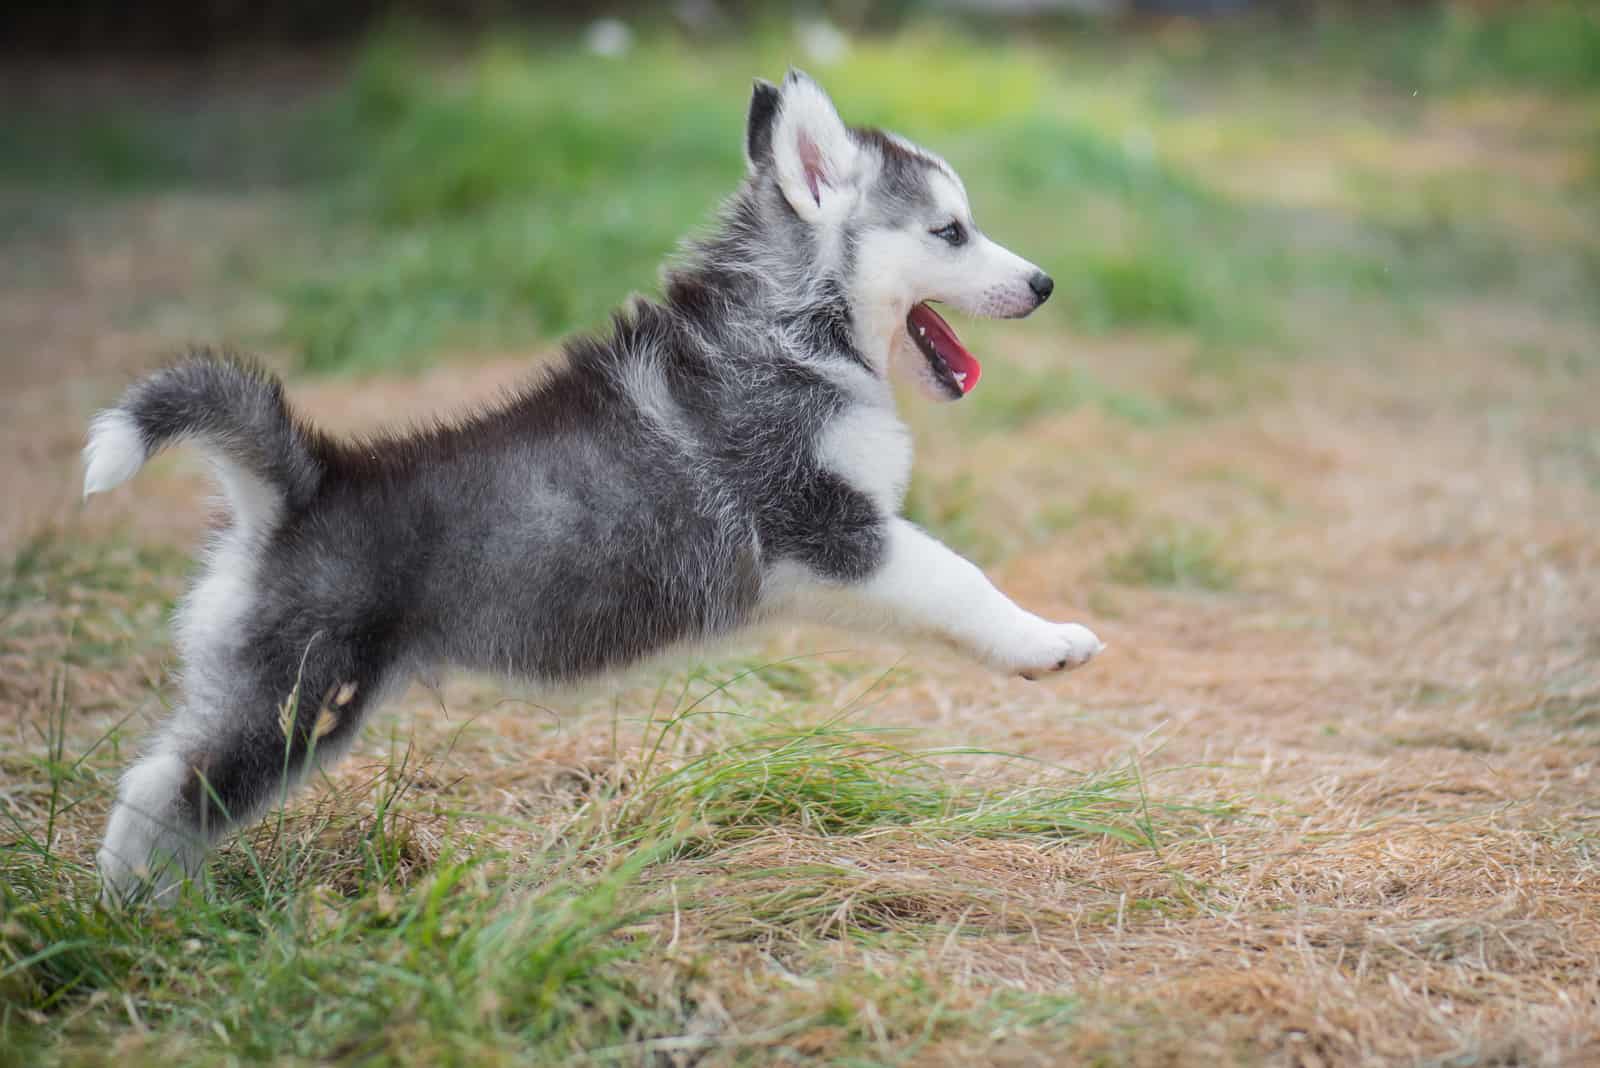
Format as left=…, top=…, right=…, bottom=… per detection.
left=4, top=1, right=1596, bottom=377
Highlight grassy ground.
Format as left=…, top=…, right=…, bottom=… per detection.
left=3, top=6, right=1600, bottom=1065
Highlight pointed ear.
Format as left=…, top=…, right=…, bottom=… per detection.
left=770, top=69, right=861, bottom=223
left=746, top=78, right=781, bottom=171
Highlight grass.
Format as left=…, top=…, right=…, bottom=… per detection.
left=1339, top=0, right=1600, bottom=93
left=1, top=849, right=675, bottom=1064
left=10, top=12, right=1576, bottom=373
left=963, top=361, right=1175, bottom=433
left=1, top=644, right=1174, bottom=1064
left=7, top=13, right=1592, bottom=372
left=4, top=4, right=1600, bottom=1064
left=291, top=44, right=1296, bottom=370
left=2, top=535, right=185, bottom=668
left=613, top=713, right=1165, bottom=859
left=1108, top=525, right=1238, bottom=591
left=1, top=550, right=1170, bottom=1063
left=1149, top=1, right=1600, bottom=94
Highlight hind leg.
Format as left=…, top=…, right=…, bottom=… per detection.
left=98, top=639, right=385, bottom=906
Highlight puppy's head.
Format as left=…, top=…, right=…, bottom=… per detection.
left=746, top=70, right=1053, bottom=400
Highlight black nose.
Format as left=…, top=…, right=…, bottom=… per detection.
left=1029, top=272, right=1054, bottom=304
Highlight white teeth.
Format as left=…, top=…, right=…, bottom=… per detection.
left=916, top=326, right=927, bottom=338
left=953, top=371, right=967, bottom=385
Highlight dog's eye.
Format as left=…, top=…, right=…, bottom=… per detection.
left=930, top=222, right=966, bottom=247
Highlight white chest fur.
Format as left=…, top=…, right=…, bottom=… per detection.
left=815, top=403, right=913, bottom=514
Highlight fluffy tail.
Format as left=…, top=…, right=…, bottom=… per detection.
left=83, top=351, right=323, bottom=530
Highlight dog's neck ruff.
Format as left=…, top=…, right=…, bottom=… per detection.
left=664, top=183, right=877, bottom=384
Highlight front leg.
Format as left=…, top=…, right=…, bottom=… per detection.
left=780, top=519, right=1103, bottom=678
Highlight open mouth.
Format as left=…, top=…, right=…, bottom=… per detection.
left=907, top=302, right=981, bottom=399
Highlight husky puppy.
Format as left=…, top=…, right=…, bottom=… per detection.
left=84, top=71, right=1103, bottom=904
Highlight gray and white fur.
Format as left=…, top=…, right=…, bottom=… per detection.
left=84, top=71, right=1103, bottom=905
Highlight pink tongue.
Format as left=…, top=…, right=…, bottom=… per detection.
left=909, top=303, right=982, bottom=395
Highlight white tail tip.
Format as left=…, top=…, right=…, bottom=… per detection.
left=83, top=410, right=147, bottom=498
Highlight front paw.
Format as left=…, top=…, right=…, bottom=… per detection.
left=1007, top=622, right=1105, bottom=680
